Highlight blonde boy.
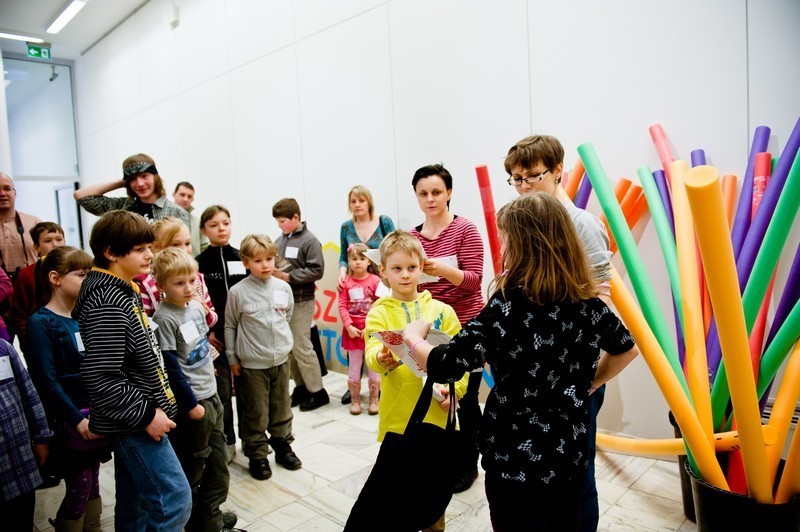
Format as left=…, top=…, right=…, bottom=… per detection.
left=151, top=248, right=229, bottom=532
left=224, top=234, right=302, bottom=480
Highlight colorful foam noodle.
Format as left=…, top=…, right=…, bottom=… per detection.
left=597, top=425, right=777, bottom=456
left=766, top=341, right=800, bottom=490
left=649, top=124, right=676, bottom=180
left=574, top=174, right=593, bottom=210
left=577, top=142, right=688, bottom=394
left=691, top=149, right=707, bottom=167
left=669, top=161, right=713, bottom=442
left=564, top=158, right=585, bottom=200
left=610, top=268, right=725, bottom=488
left=475, top=165, right=503, bottom=276
left=653, top=170, right=675, bottom=233
left=683, top=165, right=772, bottom=503
left=722, top=174, right=738, bottom=228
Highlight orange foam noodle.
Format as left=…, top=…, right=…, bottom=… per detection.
left=564, top=158, right=585, bottom=200
left=625, top=191, right=649, bottom=228
left=610, top=268, right=728, bottom=490
left=596, top=425, right=777, bottom=456
left=767, top=340, right=800, bottom=492
left=722, top=174, right=738, bottom=229
left=614, top=177, right=632, bottom=202
left=608, top=184, right=643, bottom=253
left=683, top=165, right=771, bottom=503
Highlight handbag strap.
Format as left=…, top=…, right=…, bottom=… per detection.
left=407, top=378, right=457, bottom=432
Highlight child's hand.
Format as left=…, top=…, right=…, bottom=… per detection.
left=194, top=297, right=211, bottom=316
left=188, top=403, right=206, bottom=420
left=437, top=388, right=456, bottom=411
left=75, top=418, right=102, bottom=440
left=230, top=363, right=242, bottom=377
left=33, top=443, right=49, bottom=467
left=208, top=332, right=224, bottom=351
left=272, top=271, right=290, bottom=282
left=346, top=325, right=362, bottom=339
left=146, top=407, right=177, bottom=441
left=377, top=346, right=400, bottom=371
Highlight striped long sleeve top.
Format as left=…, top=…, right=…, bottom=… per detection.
left=411, top=215, right=485, bottom=324
left=74, top=268, right=177, bottom=435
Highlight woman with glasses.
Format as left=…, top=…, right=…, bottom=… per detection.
left=410, top=164, right=485, bottom=504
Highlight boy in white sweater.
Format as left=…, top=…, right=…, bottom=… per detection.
left=224, top=235, right=302, bottom=480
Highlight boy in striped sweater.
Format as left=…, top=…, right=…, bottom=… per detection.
left=74, top=210, right=191, bottom=532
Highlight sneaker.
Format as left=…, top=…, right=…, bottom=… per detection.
left=248, top=458, right=272, bottom=480
left=452, top=469, right=478, bottom=493
left=290, top=384, right=310, bottom=407
left=299, top=388, right=330, bottom=411
left=225, top=444, right=236, bottom=464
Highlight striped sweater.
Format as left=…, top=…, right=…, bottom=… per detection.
left=74, top=268, right=177, bottom=435
left=411, top=215, right=485, bottom=324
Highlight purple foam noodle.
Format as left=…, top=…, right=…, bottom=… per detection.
left=732, top=126, right=771, bottom=260
left=759, top=244, right=800, bottom=411
left=705, top=125, right=771, bottom=380
left=653, top=170, right=675, bottom=234
left=691, top=149, right=707, bottom=167
left=674, top=300, right=686, bottom=367
left=574, top=172, right=593, bottom=210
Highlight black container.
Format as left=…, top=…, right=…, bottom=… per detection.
left=685, top=461, right=800, bottom=531
left=668, top=411, right=696, bottom=522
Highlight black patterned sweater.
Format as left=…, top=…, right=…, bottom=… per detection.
left=427, top=286, right=634, bottom=488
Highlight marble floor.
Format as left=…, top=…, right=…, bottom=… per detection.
left=33, top=371, right=697, bottom=531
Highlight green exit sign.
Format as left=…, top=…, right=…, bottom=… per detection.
left=27, top=45, right=51, bottom=59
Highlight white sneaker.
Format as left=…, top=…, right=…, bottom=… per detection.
left=226, top=444, right=236, bottom=464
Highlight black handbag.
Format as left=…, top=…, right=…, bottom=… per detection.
left=344, top=378, right=464, bottom=531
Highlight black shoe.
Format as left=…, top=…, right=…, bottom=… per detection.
left=275, top=449, right=303, bottom=470
left=248, top=458, right=272, bottom=480
left=341, top=389, right=351, bottom=404
left=221, top=511, right=248, bottom=531
left=452, top=469, right=478, bottom=493
left=291, top=384, right=310, bottom=407
left=36, top=475, right=60, bottom=490
left=299, top=388, right=330, bottom=411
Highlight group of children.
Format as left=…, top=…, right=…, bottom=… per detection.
left=3, top=133, right=641, bottom=532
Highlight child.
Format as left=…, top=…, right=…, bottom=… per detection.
left=74, top=210, right=191, bottom=531
left=271, top=198, right=328, bottom=411
left=225, top=234, right=302, bottom=480
left=505, top=134, right=613, bottom=531
left=344, top=230, right=468, bottom=531
left=135, top=217, right=217, bottom=328
left=403, top=193, right=639, bottom=532
left=195, top=205, right=248, bottom=461
left=26, top=246, right=109, bottom=531
left=337, top=242, right=382, bottom=415
left=151, top=248, right=229, bottom=531
left=9, top=221, right=66, bottom=357
left=0, top=340, right=52, bottom=531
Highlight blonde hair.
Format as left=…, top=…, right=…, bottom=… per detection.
left=151, top=217, right=190, bottom=253
left=348, top=185, right=375, bottom=219
left=151, top=248, right=198, bottom=282
left=240, top=234, right=278, bottom=260
left=346, top=242, right=369, bottom=274
left=378, top=230, right=424, bottom=267
left=491, top=192, right=596, bottom=304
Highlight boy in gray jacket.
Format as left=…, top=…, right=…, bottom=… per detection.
left=225, top=234, right=302, bottom=481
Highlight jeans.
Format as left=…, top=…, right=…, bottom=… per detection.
left=111, top=432, right=192, bottom=532
left=579, top=384, right=605, bottom=532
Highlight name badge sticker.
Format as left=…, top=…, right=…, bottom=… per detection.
left=74, top=332, right=85, bottom=352
left=285, top=247, right=299, bottom=259
left=274, top=290, right=289, bottom=308
left=375, top=282, right=391, bottom=298
left=228, top=261, right=247, bottom=276
left=0, top=357, right=12, bottom=380
left=180, top=321, right=201, bottom=343
left=349, top=286, right=365, bottom=300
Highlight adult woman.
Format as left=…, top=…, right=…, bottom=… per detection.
left=337, top=185, right=395, bottom=405
left=410, top=164, right=484, bottom=494
left=74, top=153, right=189, bottom=226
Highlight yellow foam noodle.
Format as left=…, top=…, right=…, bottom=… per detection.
left=610, top=268, right=728, bottom=490
left=597, top=425, right=776, bottom=456
left=767, top=342, right=800, bottom=491
left=670, top=161, right=714, bottom=444
left=684, top=165, right=771, bottom=503
left=776, top=377, right=800, bottom=504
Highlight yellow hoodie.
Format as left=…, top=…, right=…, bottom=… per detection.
left=365, top=290, right=469, bottom=441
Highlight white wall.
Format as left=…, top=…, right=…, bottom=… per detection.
left=72, top=0, right=800, bottom=440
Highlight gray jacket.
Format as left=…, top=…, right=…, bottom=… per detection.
left=275, top=221, right=324, bottom=302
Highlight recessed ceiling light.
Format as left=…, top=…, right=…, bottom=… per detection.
left=46, top=0, right=88, bottom=35
left=0, top=31, right=45, bottom=43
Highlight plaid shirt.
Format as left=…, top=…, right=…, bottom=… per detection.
left=0, top=340, right=52, bottom=502
left=77, top=194, right=189, bottom=227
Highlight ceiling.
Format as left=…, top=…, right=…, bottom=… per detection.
left=0, top=0, right=147, bottom=60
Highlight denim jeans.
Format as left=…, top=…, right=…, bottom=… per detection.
left=579, top=384, right=606, bottom=532
left=111, top=432, right=192, bottom=532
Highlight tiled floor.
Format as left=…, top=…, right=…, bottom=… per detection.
left=33, top=372, right=697, bottom=531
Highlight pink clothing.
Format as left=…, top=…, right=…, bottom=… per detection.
left=338, top=273, right=381, bottom=351
left=134, top=272, right=218, bottom=327
left=411, top=215, right=485, bottom=324
left=346, top=349, right=379, bottom=384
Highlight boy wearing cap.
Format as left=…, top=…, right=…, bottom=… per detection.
left=74, top=153, right=189, bottom=226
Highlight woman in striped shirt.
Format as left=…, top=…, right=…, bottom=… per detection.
left=410, top=163, right=485, bottom=496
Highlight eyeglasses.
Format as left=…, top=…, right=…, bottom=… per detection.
left=507, top=170, right=550, bottom=186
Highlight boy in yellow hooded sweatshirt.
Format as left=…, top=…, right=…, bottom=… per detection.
left=344, top=230, right=469, bottom=531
